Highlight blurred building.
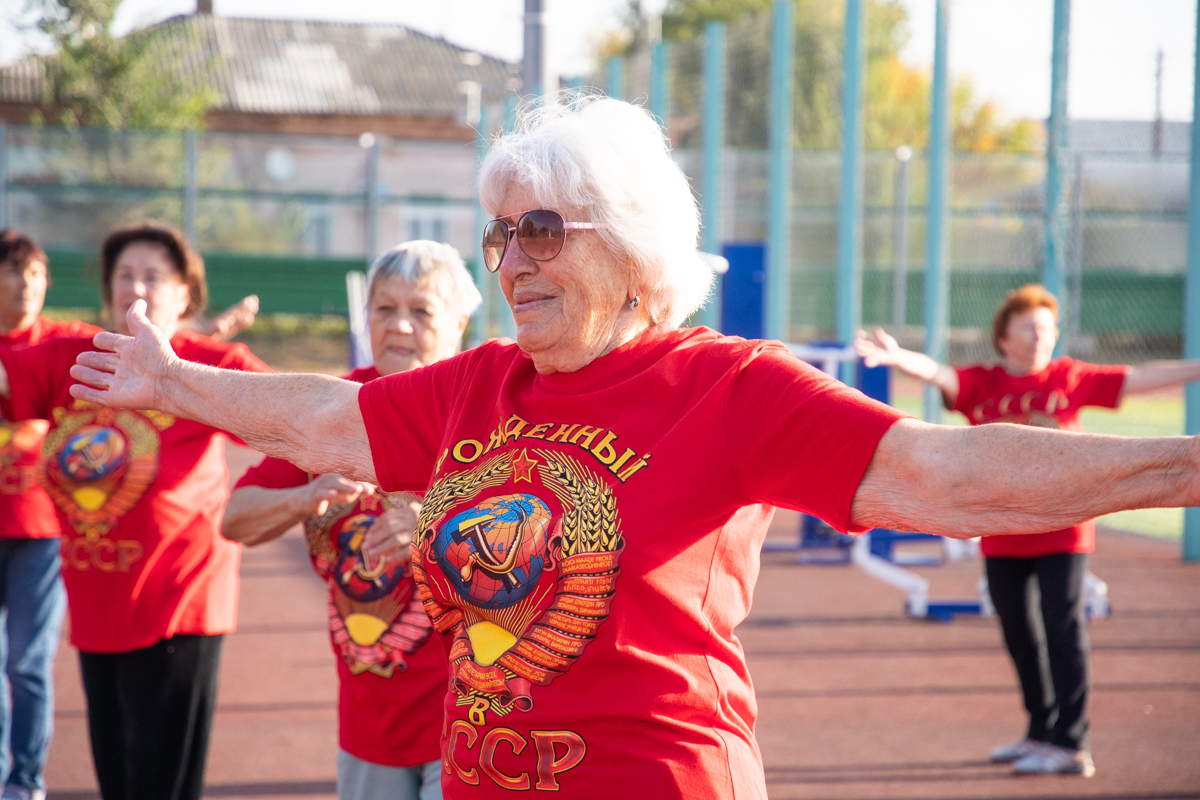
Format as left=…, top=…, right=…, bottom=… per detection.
left=0, top=9, right=518, bottom=140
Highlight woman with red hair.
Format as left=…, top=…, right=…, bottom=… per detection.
left=857, top=283, right=1200, bottom=778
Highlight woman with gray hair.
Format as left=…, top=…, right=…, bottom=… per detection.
left=221, top=240, right=479, bottom=800
left=61, top=95, right=1200, bottom=799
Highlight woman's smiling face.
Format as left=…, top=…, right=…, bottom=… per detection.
left=368, top=274, right=466, bottom=376
left=494, top=184, right=633, bottom=374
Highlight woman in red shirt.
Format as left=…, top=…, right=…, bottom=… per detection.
left=857, top=283, right=1200, bottom=777
left=61, top=98, right=1200, bottom=800
left=221, top=240, right=481, bottom=800
left=0, top=223, right=270, bottom=800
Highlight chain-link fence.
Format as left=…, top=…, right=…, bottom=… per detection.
left=1, top=122, right=481, bottom=315
left=1, top=115, right=1189, bottom=366
left=600, top=8, right=1189, bottom=368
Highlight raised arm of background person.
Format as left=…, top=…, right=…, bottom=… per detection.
left=1122, top=358, right=1200, bottom=398
left=855, top=327, right=959, bottom=405
left=850, top=417, right=1197, bottom=537
left=222, top=475, right=372, bottom=547
left=0, top=358, right=7, bottom=399
left=69, top=301, right=375, bottom=482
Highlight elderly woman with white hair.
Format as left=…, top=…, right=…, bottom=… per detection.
left=221, top=240, right=480, bottom=800
left=57, top=95, right=1200, bottom=799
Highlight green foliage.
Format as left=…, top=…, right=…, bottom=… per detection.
left=24, top=0, right=215, bottom=130
left=655, top=0, right=1037, bottom=152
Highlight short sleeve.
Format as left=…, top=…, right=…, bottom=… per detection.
left=0, top=337, right=84, bottom=421
left=358, top=352, right=469, bottom=493
left=724, top=344, right=907, bottom=533
left=235, top=456, right=310, bottom=491
left=1067, top=360, right=1128, bottom=410
left=951, top=365, right=986, bottom=417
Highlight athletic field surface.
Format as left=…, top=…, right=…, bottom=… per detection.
left=41, top=446, right=1200, bottom=799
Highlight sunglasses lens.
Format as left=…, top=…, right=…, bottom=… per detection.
left=517, top=210, right=566, bottom=261
left=482, top=219, right=509, bottom=272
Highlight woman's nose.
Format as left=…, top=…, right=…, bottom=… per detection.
left=498, top=239, right=535, bottom=279
left=394, top=316, right=414, bottom=334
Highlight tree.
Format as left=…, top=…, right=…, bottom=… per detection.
left=24, top=0, right=215, bottom=129
left=616, top=0, right=1036, bottom=153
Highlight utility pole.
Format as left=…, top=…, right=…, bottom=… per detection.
left=523, top=0, right=549, bottom=99
left=1154, top=48, right=1165, bottom=158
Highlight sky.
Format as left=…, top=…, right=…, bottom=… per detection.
left=0, top=0, right=1195, bottom=122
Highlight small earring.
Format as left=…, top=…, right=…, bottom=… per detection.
left=629, top=296, right=640, bottom=311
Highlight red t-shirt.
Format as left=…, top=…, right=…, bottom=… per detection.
left=952, top=357, right=1129, bottom=558
left=0, top=329, right=271, bottom=653
left=0, top=317, right=99, bottom=539
left=358, top=326, right=904, bottom=800
left=234, top=365, right=446, bottom=769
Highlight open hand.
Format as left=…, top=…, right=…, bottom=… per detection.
left=203, top=295, right=259, bottom=342
left=855, top=326, right=901, bottom=368
left=361, top=500, right=420, bottom=564
left=306, top=473, right=373, bottom=517
left=69, top=300, right=179, bottom=410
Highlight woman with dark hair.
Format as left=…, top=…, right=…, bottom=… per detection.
left=0, top=229, right=93, bottom=800
left=0, top=222, right=271, bottom=800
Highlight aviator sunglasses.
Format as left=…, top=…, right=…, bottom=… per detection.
left=481, top=209, right=599, bottom=272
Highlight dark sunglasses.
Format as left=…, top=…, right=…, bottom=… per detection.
left=481, top=209, right=599, bottom=272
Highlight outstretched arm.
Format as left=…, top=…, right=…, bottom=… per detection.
left=0, top=359, right=7, bottom=399
left=69, top=301, right=376, bottom=482
left=1123, top=358, right=1200, bottom=398
left=855, top=327, right=959, bottom=405
left=850, top=418, right=1197, bottom=536
left=223, top=475, right=373, bottom=547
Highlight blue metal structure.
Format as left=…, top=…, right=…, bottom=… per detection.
left=836, top=0, right=864, bottom=381
left=923, top=0, right=951, bottom=424
left=701, top=22, right=727, bottom=330
left=606, top=56, right=626, bottom=101
left=650, top=39, right=669, bottom=132
left=721, top=243, right=766, bottom=339
left=765, top=0, right=794, bottom=342
left=1044, top=0, right=1071, bottom=357
left=1184, top=0, right=1200, bottom=562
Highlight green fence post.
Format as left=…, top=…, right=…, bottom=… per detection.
left=651, top=39, right=669, bottom=132
left=701, top=21, right=726, bottom=329
left=923, top=0, right=951, bottom=424
left=836, top=0, right=864, bottom=378
left=766, top=1, right=794, bottom=342
left=1044, top=0, right=1071, bottom=357
left=474, top=104, right=492, bottom=340
left=1183, top=0, right=1200, bottom=562
left=606, top=56, right=626, bottom=101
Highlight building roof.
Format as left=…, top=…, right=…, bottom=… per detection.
left=1070, top=119, right=1190, bottom=158
left=0, top=14, right=519, bottom=120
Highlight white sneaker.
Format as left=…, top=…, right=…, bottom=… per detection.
left=990, top=736, right=1045, bottom=762
left=1013, top=743, right=1096, bottom=777
left=1, top=786, right=46, bottom=800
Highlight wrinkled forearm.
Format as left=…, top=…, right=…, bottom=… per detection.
left=222, top=485, right=312, bottom=546
left=850, top=418, right=1196, bottom=537
left=160, top=361, right=376, bottom=482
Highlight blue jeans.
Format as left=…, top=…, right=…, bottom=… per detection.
left=0, top=539, right=66, bottom=792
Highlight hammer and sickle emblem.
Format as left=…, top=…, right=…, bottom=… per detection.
left=452, top=502, right=530, bottom=591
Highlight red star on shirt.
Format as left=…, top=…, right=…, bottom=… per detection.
left=511, top=449, right=537, bottom=483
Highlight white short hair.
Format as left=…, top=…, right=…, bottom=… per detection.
left=479, top=93, right=713, bottom=327
left=366, top=240, right=482, bottom=319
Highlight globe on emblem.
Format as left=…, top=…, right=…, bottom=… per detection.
left=333, top=512, right=406, bottom=602
left=59, top=425, right=129, bottom=483
left=433, top=494, right=553, bottom=609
